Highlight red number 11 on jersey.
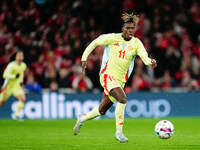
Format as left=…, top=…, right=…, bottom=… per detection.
left=119, top=50, right=126, bottom=59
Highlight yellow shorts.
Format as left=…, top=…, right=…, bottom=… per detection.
left=100, top=74, right=125, bottom=103
left=0, top=82, right=24, bottom=102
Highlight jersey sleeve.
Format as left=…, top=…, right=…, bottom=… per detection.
left=136, top=38, right=152, bottom=66
left=81, top=34, right=114, bottom=61
left=3, top=63, right=16, bottom=79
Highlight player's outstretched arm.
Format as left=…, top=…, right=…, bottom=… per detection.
left=81, top=61, right=87, bottom=78
left=81, top=34, right=114, bottom=77
left=81, top=34, right=113, bottom=62
left=3, top=63, right=16, bottom=79
left=136, top=38, right=157, bottom=68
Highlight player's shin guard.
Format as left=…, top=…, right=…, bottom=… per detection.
left=80, top=106, right=101, bottom=122
left=15, top=101, right=24, bottom=117
left=115, top=102, right=126, bottom=132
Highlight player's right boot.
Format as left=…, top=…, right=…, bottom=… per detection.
left=73, top=115, right=83, bottom=135
left=115, top=131, right=128, bottom=143
left=12, top=114, right=24, bottom=122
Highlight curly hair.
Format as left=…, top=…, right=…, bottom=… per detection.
left=121, top=12, right=139, bottom=27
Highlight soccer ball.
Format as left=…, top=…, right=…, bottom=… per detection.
left=155, top=120, right=174, bottom=139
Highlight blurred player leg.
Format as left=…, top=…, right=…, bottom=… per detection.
left=13, top=91, right=26, bottom=121
left=12, top=84, right=26, bottom=119
left=73, top=94, right=113, bottom=135
left=0, top=80, right=10, bottom=107
left=110, top=87, right=128, bottom=143
left=0, top=88, right=12, bottom=107
left=0, top=92, right=9, bottom=107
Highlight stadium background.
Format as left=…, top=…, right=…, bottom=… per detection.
left=0, top=0, right=200, bottom=92
left=0, top=0, right=200, bottom=150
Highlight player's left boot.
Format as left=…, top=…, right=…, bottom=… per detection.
left=115, top=131, right=128, bottom=143
left=12, top=114, right=24, bottom=122
left=73, top=115, right=83, bottom=135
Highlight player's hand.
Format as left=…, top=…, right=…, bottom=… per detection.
left=16, top=73, right=20, bottom=78
left=151, top=59, right=157, bottom=68
left=81, top=61, right=87, bottom=78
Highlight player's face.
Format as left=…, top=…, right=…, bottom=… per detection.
left=15, top=52, right=24, bottom=62
left=122, top=22, right=135, bottom=40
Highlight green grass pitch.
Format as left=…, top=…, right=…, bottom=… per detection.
left=0, top=118, right=200, bottom=150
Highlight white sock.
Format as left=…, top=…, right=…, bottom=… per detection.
left=115, top=102, right=126, bottom=132
left=80, top=106, right=101, bottom=122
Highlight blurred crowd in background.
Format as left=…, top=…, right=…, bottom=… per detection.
left=0, top=0, right=200, bottom=93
